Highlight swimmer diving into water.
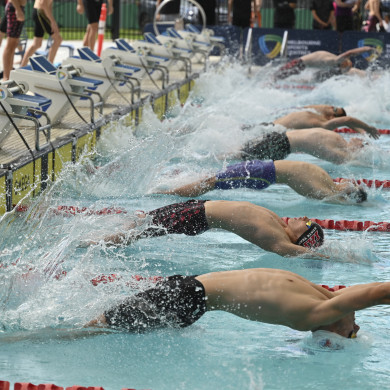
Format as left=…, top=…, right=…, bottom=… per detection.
left=274, top=46, right=376, bottom=80
left=85, top=267, right=390, bottom=341
left=270, top=105, right=380, bottom=139
left=82, top=200, right=325, bottom=258
left=155, top=160, right=367, bottom=203
left=238, top=128, right=368, bottom=165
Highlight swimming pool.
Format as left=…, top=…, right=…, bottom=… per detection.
left=1, top=63, right=390, bottom=389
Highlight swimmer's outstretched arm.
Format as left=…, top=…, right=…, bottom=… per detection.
left=271, top=242, right=329, bottom=259
left=336, top=46, right=375, bottom=63
left=154, top=176, right=216, bottom=197
left=323, top=116, right=380, bottom=139
left=309, top=282, right=390, bottom=326
left=274, top=161, right=361, bottom=203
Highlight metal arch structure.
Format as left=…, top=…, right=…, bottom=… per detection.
left=153, top=0, right=207, bottom=36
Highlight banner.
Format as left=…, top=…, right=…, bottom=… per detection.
left=249, top=28, right=339, bottom=65
left=341, top=31, right=390, bottom=69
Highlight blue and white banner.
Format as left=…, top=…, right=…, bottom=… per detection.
left=248, top=28, right=339, bottom=65
left=341, top=31, right=390, bottom=69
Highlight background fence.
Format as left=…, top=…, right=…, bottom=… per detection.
left=1, top=0, right=367, bottom=42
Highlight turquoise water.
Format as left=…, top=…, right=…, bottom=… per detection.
left=1, top=63, right=390, bottom=389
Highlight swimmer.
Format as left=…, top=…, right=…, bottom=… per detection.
left=84, top=200, right=325, bottom=258
left=86, top=267, right=387, bottom=341
left=272, top=106, right=379, bottom=139
left=238, top=128, right=367, bottom=165
left=155, top=160, right=367, bottom=203
left=274, top=46, right=376, bottom=80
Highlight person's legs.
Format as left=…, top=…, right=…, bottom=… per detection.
left=21, top=8, right=44, bottom=67
left=3, top=3, right=24, bottom=79
left=47, top=31, right=62, bottom=63
left=82, top=0, right=102, bottom=50
left=156, top=176, right=216, bottom=197
left=85, top=22, right=98, bottom=50
left=20, top=36, right=43, bottom=67
left=2, top=37, right=20, bottom=80
left=82, top=23, right=91, bottom=47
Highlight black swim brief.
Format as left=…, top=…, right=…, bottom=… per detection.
left=140, top=199, right=210, bottom=238
left=104, top=275, right=207, bottom=331
left=313, top=67, right=343, bottom=82
left=241, top=132, right=291, bottom=161
left=274, top=58, right=306, bottom=80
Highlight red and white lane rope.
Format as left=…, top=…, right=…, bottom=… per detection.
left=283, top=217, right=390, bottom=232
left=334, top=127, right=390, bottom=135
left=332, top=177, right=390, bottom=189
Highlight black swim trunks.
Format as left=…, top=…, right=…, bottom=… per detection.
left=140, top=199, right=210, bottom=238
left=241, top=132, right=291, bottom=161
left=82, top=0, right=103, bottom=24
left=104, top=275, right=207, bottom=331
left=274, top=58, right=306, bottom=80
left=313, top=67, right=343, bottom=82
left=33, top=8, right=53, bottom=37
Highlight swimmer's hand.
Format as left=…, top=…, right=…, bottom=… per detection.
left=357, top=126, right=380, bottom=140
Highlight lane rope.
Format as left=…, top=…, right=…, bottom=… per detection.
left=282, top=217, right=390, bottom=232
left=334, top=127, right=390, bottom=135
left=332, top=177, right=390, bottom=188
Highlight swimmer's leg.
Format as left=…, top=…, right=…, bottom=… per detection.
left=153, top=176, right=216, bottom=197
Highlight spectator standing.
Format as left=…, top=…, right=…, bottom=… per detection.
left=21, top=0, right=62, bottom=67
left=156, top=0, right=180, bottom=21
left=76, top=0, right=113, bottom=51
left=228, top=0, right=257, bottom=28
left=334, top=0, right=360, bottom=32
left=273, top=0, right=297, bottom=29
left=2, top=0, right=26, bottom=80
left=310, top=0, right=335, bottom=29
left=364, top=0, right=384, bottom=31
left=196, top=0, right=216, bottom=25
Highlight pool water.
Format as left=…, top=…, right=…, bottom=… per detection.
left=1, top=63, right=390, bottom=389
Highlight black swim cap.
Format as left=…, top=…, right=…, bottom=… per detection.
left=351, top=187, right=367, bottom=203
left=296, top=222, right=324, bottom=249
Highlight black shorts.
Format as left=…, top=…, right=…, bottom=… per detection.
left=140, top=199, right=210, bottom=238
left=5, top=3, right=24, bottom=38
left=104, top=275, right=207, bottom=331
left=33, top=8, right=53, bottom=37
left=241, top=132, right=291, bottom=161
left=82, top=0, right=103, bottom=24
